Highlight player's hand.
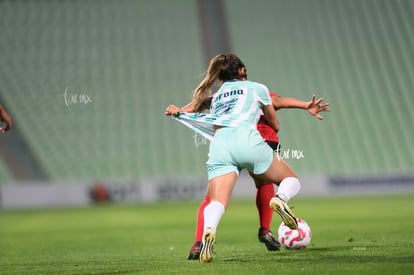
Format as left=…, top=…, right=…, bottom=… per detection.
left=165, top=104, right=182, bottom=116
left=0, top=106, right=12, bottom=133
left=305, top=95, right=330, bottom=120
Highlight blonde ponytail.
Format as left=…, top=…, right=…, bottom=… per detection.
left=192, top=54, right=226, bottom=112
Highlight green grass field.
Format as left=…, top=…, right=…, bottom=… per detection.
left=1, top=195, right=413, bottom=274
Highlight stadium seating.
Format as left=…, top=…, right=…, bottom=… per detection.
left=225, top=0, right=414, bottom=175
left=0, top=0, right=413, bottom=182
left=0, top=0, right=207, bottom=181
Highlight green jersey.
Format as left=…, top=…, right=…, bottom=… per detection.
left=172, top=80, right=272, bottom=141
left=210, top=80, right=272, bottom=128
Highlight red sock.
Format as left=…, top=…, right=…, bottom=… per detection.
left=194, top=196, right=211, bottom=243
left=256, top=183, right=275, bottom=230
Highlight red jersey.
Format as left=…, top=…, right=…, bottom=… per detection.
left=257, top=91, right=279, bottom=142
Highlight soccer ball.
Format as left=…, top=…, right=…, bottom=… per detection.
left=278, top=218, right=312, bottom=249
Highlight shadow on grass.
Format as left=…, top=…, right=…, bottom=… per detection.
left=220, top=246, right=414, bottom=264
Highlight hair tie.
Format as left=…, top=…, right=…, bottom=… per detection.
left=223, top=55, right=227, bottom=63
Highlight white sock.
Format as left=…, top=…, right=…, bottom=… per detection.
left=276, top=177, right=301, bottom=202
left=203, top=200, right=225, bottom=233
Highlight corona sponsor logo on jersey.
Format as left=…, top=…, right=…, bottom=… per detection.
left=214, top=89, right=244, bottom=102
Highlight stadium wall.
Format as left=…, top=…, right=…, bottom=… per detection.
left=1, top=172, right=413, bottom=209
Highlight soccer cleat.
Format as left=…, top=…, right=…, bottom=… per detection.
left=258, top=227, right=281, bottom=251
left=199, top=228, right=215, bottom=263
left=187, top=242, right=202, bottom=260
left=269, top=196, right=298, bottom=230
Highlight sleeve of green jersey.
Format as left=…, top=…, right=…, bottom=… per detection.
left=255, top=83, right=272, bottom=106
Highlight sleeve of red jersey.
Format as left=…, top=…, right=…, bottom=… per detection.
left=269, top=91, right=279, bottom=97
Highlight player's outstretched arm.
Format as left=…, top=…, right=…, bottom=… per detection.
left=165, top=96, right=213, bottom=116
left=165, top=102, right=196, bottom=116
left=272, top=94, right=330, bottom=120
